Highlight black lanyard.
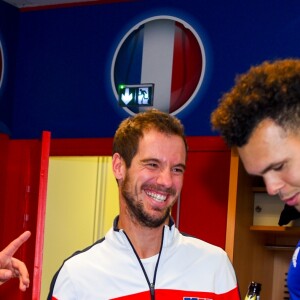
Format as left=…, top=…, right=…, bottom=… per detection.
left=123, top=228, right=165, bottom=300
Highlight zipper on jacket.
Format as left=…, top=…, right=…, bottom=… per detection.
left=123, top=228, right=165, bottom=300
left=150, top=283, right=155, bottom=300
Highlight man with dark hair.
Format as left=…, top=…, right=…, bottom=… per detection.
left=211, top=59, right=300, bottom=299
left=48, top=109, right=240, bottom=299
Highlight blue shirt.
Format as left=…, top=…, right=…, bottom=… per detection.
left=288, top=241, right=300, bottom=299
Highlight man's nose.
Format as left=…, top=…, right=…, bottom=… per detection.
left=156, top=169, right=173, bottom=187
left=264, top=176, right=283, bottom=196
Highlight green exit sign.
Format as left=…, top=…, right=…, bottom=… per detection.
left=118, top=83, right=154, bottom=107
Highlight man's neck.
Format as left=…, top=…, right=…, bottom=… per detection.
left=118, top=216, right=167, bottom=259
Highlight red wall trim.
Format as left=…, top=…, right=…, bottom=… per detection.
left=50, top=136, right=228, bottom=156
left=0, top=133, right=9, bottom=140
left=50, top=137, right=113, bottom=156
left=186, top=136, right=229, bottom=152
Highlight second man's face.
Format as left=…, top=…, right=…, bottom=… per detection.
left=238, top=119, right=300, bottom=212
left=120, top=129, right=186, bottom=228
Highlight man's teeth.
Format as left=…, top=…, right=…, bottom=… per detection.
left=146, top=191, right=167, bottom=202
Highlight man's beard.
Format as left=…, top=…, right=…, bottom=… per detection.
left=121, top=175, right=173, bottom=228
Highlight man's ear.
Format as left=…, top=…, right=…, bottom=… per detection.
left=112, top=153, right=125, bottom=180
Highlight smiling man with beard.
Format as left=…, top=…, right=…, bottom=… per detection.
left=48, top=109, right=240, bottom=300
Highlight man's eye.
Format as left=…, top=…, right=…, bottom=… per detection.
left=147, top=163, right=158, bottom=168
left=273, top=164, right=283, bottom=171
left=173, top=167, right=184, bottom=174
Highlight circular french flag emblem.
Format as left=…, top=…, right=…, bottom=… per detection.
left=111, top=16, right=206, bottom=115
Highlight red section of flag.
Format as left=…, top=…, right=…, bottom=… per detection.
left=170, top=22, right=203, bottom=113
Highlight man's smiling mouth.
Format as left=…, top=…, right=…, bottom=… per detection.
left=145, top=190, right=167, bottom=202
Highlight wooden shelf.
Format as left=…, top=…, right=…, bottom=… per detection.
left=265, top=245, right=296, bottom=251
left=250, top=225, right=300, bottom=233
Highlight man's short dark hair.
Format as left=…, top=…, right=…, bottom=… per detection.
left=113, top=109, right=187, bottom=168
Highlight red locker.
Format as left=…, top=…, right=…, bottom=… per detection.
left=173, top=136, right=230, bottom=249
left=0, top=132, right=50, bottom=300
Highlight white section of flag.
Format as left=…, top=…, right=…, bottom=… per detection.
left=141, top=19, right=175, bottom=111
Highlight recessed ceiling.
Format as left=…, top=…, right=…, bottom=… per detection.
left=3, top=0, right=99, bottom=8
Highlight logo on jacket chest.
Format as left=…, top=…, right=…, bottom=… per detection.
left=183, top=297, right=213, bottom=300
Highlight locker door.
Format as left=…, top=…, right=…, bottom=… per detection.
left=175, top=136, right=230, bottom=249
left=0, top=131, right=51, bottom=300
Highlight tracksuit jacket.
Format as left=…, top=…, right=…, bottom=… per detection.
left=48, top=217, right=240, bottom=300
left=288, top=240, right=300, bottom=299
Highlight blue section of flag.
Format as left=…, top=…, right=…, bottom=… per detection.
left=114, top=24, right=146, bottom=114
left=114, top=25, right=144, bottom=87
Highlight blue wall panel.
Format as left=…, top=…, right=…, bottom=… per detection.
left=0, top=0, right=300, bottom=138
left=0, top=1, right=19, bottom=135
